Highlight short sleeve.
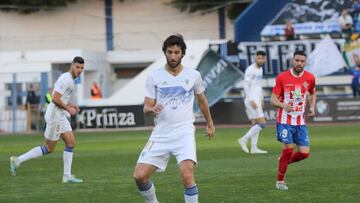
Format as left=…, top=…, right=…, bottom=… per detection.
left=194, top=71, right=205, bottom=94
left=53, top=75, right=68, bottom=95
left=308, top=75, right=316, bottom=95
left=144, top=74, right=156, bottom=99
left=244, top=67, right=254, bottom=83
left=272, top=76, right=283, bottom=96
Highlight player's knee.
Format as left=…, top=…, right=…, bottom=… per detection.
left=181, top=171, right=195, bottom=186
left=66, top=140, right=76, bottom=148
left=133, top=170, right=149, bottom=184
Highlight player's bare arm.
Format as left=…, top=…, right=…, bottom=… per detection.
left=270, top=93, right=293, bottom=112
left=196, top=92, right=215, bottom=139
left=52, top=91, right=78, bottom=116
left=250, top=100, right=258, bottom=109
left=143, top=97, right=163, bottom=116
left=308, top=92, right=316, bottom=117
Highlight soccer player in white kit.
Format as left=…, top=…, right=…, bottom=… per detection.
left=133, top=35, right=215, bottom=203
left=238, top=51, right=268, bottom=154
left=10, top=56, right=84, bottom=183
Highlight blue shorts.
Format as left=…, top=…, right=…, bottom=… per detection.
left=276, top=123, right=309, bottom=147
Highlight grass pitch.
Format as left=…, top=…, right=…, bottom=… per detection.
left=0, top=124, right=359, bottom=202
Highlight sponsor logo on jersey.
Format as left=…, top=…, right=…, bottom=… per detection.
left=291, top=89, right=303, bottom=102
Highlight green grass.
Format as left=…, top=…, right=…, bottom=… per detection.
left=0, top=124, right=360, bottom=203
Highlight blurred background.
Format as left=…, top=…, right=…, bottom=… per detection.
left=1, top=0, right=359, bottom=133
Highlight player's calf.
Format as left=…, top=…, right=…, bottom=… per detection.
left=289, top=152, right=309, bottom=164
left=278, top=148, right=293, bottom=181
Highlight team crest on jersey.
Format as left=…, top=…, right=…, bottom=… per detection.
left=303, top=81, right=309, bottom=89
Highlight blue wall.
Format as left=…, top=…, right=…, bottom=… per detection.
left=234, top=0, right=290, bottom=42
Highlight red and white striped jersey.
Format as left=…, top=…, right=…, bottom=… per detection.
left=272, top=69, right=316, bottom=125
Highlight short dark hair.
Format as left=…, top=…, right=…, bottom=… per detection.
left=162, top=34, right=187, bottom=55
left=256, top=50, right=266, bottom=56
left=293, top=50, right=307, bottom=58
left=72, top=56, right=84, bottom=64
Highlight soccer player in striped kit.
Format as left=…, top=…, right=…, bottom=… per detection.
left=271, top=50, right=316, bottom=190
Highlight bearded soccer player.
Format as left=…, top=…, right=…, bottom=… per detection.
left=10, top=56, right=84, bottom=183
left=238, top=50, right=268, bottom=154
left=270, top=50, right=316, bottom=190
left=133, top=34, right=215, bottom=203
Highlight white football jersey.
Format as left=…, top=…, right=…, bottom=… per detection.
left=145, top=67, right=205, bottom=141
left=45, top=72, right=75, bottom=122
left=244, top=64, right=263, bottom=102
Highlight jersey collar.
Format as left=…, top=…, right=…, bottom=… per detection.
left=290, top=68, right=304, bottom=78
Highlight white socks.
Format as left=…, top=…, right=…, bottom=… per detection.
left=15, top=145, right=76, bottom=177
left=138, top=181, right=159, bottom=203
left=184, top=185, right=198, bottom=203
left=137, top=182, right=198, bottom=203
left=241, top=124, right=262, bottom=143
left=251, top=132, right=260, bottom=150
left=63, top=147, right=73, bottom=176
left=17, top=145, right=48, bottom=165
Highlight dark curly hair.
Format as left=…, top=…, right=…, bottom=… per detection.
left=162, top=34, right=186, bottom=55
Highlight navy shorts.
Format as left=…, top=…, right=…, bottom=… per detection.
left=276, top=123, right=309, bottom=147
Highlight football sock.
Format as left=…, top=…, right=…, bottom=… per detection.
left=137, top=180, right=159, bottom=203
left=278, top=148, right=293, bottom=181
left=289, top=152, right=309, bottom=164
left=251, top=123, right=266, bottom=149
left=251, top=133, right=259, bottom=149
left=242, top=124, right=262, bottom=142
left=17, top=145, right=48, bottom=165
left=63, top=146, right=73, bottom=176
left=184, top=185, right=198, bottom=203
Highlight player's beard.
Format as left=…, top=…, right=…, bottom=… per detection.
left=293, top=64, right=304, bottom=74
left=70, top=69, right=81, bottom=78
left=256, top=61, right=264, bottom=67
left=167, top=58, right=182, bottom=69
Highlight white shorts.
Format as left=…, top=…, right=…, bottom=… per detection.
left=137, top=128, right=197, bottom=172
left=44, top=119, right=72, bottom=141
left=245, top=100, right=264, bottom=120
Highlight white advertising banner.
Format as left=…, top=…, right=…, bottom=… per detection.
left=306, top=35, right=347, bottom=77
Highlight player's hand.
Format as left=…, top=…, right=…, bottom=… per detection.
left=69, top=104, right=80, bottom=112
left=308, top=107, right=315, bottom=117
left=151, top=104, right=164, bottom=115
left=205, top=123, right=215, bottom=140
left=67, top=106, right=78, bottom=116
left=282, top=103, right=294, bottom=112
left=250, top=101, right=257, bottom=109
left=74, top=106, right=80, bottom=113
